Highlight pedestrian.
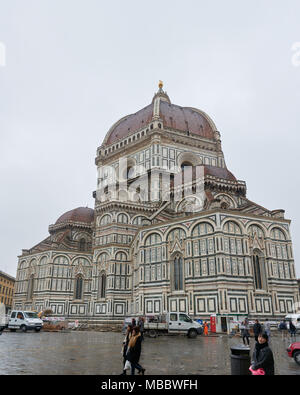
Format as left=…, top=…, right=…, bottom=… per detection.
left=126, top=326, right=145, bottom=375
left=121, top=324, right=133, bottom=375
left=138, top=317, right=144, bottom=341
left=240, top=319, right=250, bottom=346
left=289, top=321, right=297, bottom=339
left=279, top=319, right=288, bottom=340
left=250, top=332, right=275, bottom=375
left=253, top=319, right=262, bottom=342
left=264, top=319, right=271, bottom=341
left=131, top=318, right=136, bottom=327
left=203, top=321, right=209, bottom=336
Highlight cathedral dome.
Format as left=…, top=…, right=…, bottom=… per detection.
left=103, top=83, right=218, bottom=146
left=55, top=207, right=94, bottom=225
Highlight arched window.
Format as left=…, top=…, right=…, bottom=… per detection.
left=145, top=233, right=162, bottom=245
left=223, top=221, right=242, bottom=235
left=115, top=251, right=127, bottom=261
left=79, top=238, right=86, bottom=252
left=98, top=253, right=109, bottom=265
left=252, top=251, right=267, bottom=290
left=167, top=228, right=186, bottom=242
left=100, top=214, right=111, bottom=225
left=173, top=255, right=184, bottom=291
left=117, top=213, right=129, bottom=224
left=98, top=272, right=106, bottom=299
left=181, top=161, right=196, bottom=184
left=270, top=227, right=286, bottom=241
left=192, top=222, right=214, bottom=236
left=127, top=166, right=135, bottom=179
left=27, top=275, right=34, bottom=300
left=75, top=275, right=83, bottom=299
left=132, top=216, right=151, bottom=225
left=248, top=224, right=265, bottom=238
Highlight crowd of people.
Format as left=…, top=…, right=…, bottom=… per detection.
left=120, top=315, right=297, bottom=375
left=242, top=318, right=298, bottom=375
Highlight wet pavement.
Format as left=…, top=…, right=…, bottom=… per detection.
left=0, top=330, right=299, bottom=375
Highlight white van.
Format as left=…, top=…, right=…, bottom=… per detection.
left=143, top=312, right=203, bottom=338
left=0, top=303, right=7, bottom=332
left=8, top=310, right=43, bottom=332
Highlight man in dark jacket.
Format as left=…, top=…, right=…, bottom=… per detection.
left=251, top=333, right=275, bottom=375
left=289, top=321, right=297, bottom=339
left=138, top=317, right=145, bottom=341
left=279, top=320, right=288, bottom=339
left=253, top=319, right=262, bottom=342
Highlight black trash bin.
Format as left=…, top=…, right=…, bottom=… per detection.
left=230, top=346, right=251, bottom=375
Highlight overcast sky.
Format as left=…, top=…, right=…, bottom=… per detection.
left=0, top=0, right=300, bottom=277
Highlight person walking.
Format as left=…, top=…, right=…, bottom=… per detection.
left=253, top=319, right=262, bottom=342
left=240, top=319, right=250, bottom=346
left=289, top=321, right=297, bottom=340
left=279, top=319, right=288, bottom=340
left=121, top=324, right=133, bottom=375
left=264, top=319, right=271, bottom=341
left=126, top=326, right=145, bottom=375
left=250, top=332, right=275, bottom=375
left=138, top=317, right=145, bottom=341
left=131, top=318, right=136, bottom=327
left=203, top=321, right=209, bottom=336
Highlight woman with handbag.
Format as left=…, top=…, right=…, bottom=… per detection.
left=250, top=332, right=274, bottom=375
left=120, top=324, right=133, bottom=375
left=126, top=326, right=145, bottom=375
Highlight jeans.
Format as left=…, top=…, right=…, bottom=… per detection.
left=130, top=362, right=143, bottom=375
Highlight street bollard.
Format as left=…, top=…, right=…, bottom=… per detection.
left=230, top=345, right=251, bottom=375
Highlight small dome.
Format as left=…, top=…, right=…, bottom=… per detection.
left=55, top=207, right=94, bottom=225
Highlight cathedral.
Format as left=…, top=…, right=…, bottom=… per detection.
left=13, top=83, right=299, bottom=325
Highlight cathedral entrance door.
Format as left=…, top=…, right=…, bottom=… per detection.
left=221, top=317, right=227, bottom=332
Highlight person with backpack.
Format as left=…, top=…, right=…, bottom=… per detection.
left=240, top=319, right=250, bottom=346
left=289, top=321, right=297, bottom=339
left=253, top=319, right=262, bottom=342
left=279, top=320, right=288, bottom=340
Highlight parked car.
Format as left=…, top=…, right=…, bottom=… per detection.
left=8, top=310, right=43, bottom=332
left=287, top=342, right=300, bottom=366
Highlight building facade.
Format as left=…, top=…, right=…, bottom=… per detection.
left=13, top=83, right=299, bottom=324
left=0, top=270, right=15, bottom=313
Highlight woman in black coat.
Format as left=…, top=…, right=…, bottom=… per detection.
left=251, top=333, right=275, bottom=375
left=126, top=326, right=145, bottom=375
left=121, top=324, right=133, bottom=374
